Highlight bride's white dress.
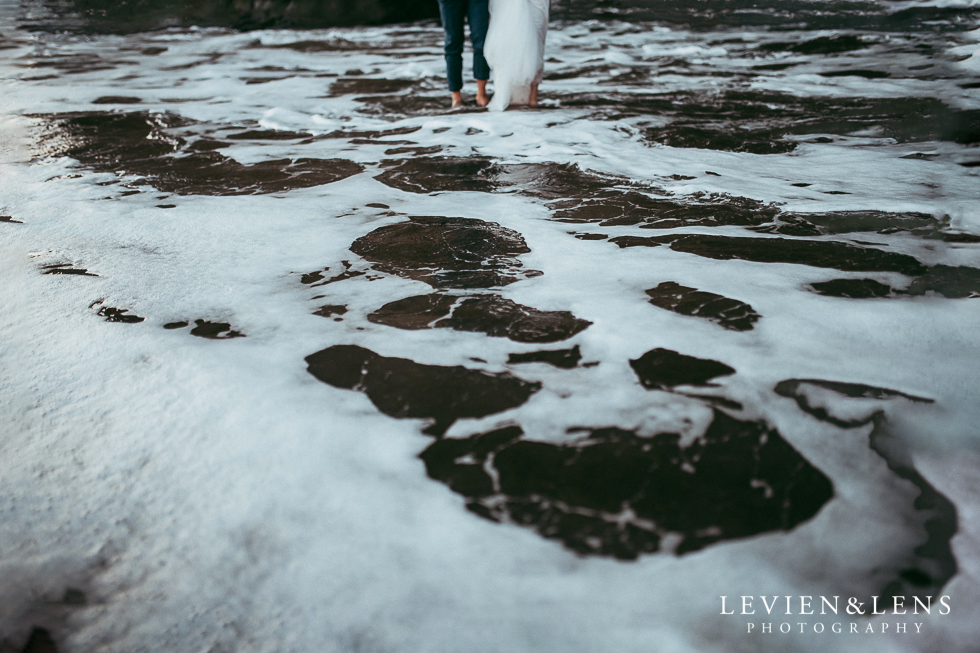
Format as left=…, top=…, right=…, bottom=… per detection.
left=484, top=0, right=549, bottom=112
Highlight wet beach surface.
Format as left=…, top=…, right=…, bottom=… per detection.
left=1, top=2, right=980, bottom=652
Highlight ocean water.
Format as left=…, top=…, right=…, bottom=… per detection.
left=1, top=0, right=979, bottom=651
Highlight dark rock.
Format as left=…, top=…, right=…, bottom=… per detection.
left=350, top=216, right=540, bottom=289
left=1, top=215, right=24, bottom=223
left=190, top=319, right=244, bottom=339
left=163, top=320, right=188, bottom=329
left=508, top=345, right=582, bottom=369
left=645, top=282, right=760, bottom=331
left=34, top=111, right=364, bottom=196
left=305, top=345, right=540, bottom=436
left=420, top=411, right=833, bottom=558
left=630, top=348, right=736, bottom=390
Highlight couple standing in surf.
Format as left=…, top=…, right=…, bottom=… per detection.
left=437, top=0, right=549, bottom=112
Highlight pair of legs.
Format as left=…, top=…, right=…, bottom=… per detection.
left=437, top=0, right=490, bottom=108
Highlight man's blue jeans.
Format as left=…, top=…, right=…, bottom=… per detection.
left=437, top=0, right=490, bottom=92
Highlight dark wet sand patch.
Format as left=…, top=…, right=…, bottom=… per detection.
left=421, top=409, right=833, bottom=558
left=811, top=278, right=895, bottom=298
left=812, top=265, right=980, bottom=299
left=508, top=345, right=582, bottom=369
left=305, top=344, right=539, bottom=436
left=631, top=348, right=735, bottom=390
left=41, top=263, right=98, bottom=276
left=190, top=320, right=244, bottom=339
left=350, top=216, right=540, bottom=289
left=384, top=146, right=442, bottom=156
left=17, top=53, right=120, bottom=74
left=225, top=129, right=310, bottom=140
left=92, top=95, right=142, bottom=104
left=758, top=35, right=870, bottom=54
left=97, top=306, right=144, bottom=323
left=775, top=379, right=953, bottom=601
left=313, top=304, right=347, bottom=318
left=646, top=282, right=760, bottom=331
left=21, top=626, right=58, bottom=653
left=818, top=69, right=890, bottom=79
left=302, top=261, right=366, bottom=288
left=376, top=156, right=501, bottom=193
left=368, top=293, right=455, bottom=329
left=751, top=62, right=801, bottom=71
left=353, top=94, right=451, bottom=118
left=751, top=209, right=942, bottom=238
left=369, top=294, right=590, bottom=343
left=35, top=111, right=364, bottom=196
left=188, top=139, right=230, bottom=151
left=243, top=76, right=293, bottom=85
left=610, top=234, right=929, bottom=276
left=552, top=191, right=777, bottom=229
left=302, top=125, right=423, bottom=143
left=329, top=77, right=420, bottom=96
left=552, top=90, right=980, bottom=152
left=373, top=157, right=973, bottom=244
left=20, top=0, right=974, bottom=34
left=376, top=158, right=638, bottom=200
left=775, top=379, right=932, bottom=429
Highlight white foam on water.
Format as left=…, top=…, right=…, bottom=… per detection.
left=1, top=8, right=979, bottom=653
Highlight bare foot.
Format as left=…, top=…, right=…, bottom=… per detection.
left=450, top=91, right=463, bottom=109
left=528, top=83, right=539, bottom=107
left=476, top=79, right=490, bottom=107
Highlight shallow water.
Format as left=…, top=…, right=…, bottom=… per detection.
left=1, top=2, right=980, bottom=652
